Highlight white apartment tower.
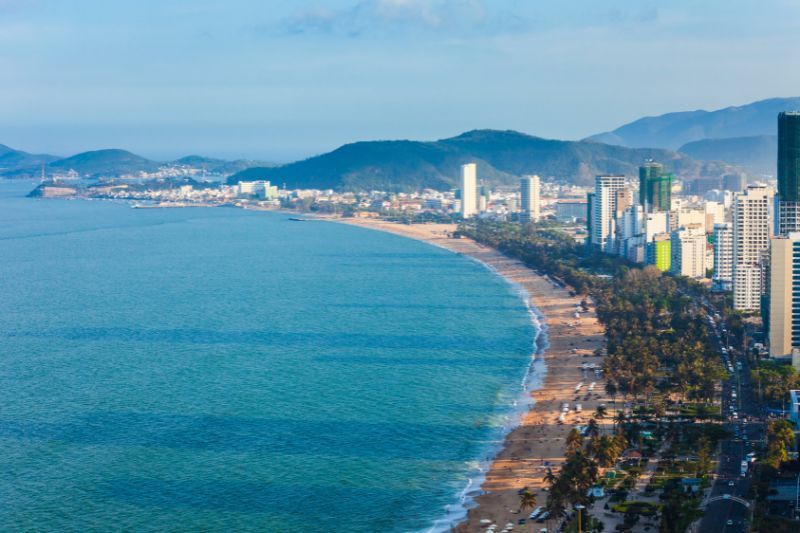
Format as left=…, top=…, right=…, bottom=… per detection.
left=590, top=175, right=628, bottom=253
left=769, top=233, right=800, bottom=369
left=712, top=223, right=734, bottom=291
left=520, top=175, right=541, bottom=223
left=460, top=163, right=478, bottom=218
left=670, top=225, right=707, bottom=278
left=732, top=185, right=774, bottom=311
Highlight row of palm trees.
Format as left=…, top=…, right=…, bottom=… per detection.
left=518, top=409, right=628, bottom=531
left=597, top=266, right=724, bottom=404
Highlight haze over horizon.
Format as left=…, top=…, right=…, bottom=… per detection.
left=2, top=0, right=799, bottom=161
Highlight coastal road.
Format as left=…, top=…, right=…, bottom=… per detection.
left=698, top=311, right=764, bottom=533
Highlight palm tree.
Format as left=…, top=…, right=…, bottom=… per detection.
left=518, top=490, right=537, bottom=514
left=566, top=428, right=584, bottom=456
left=543, top=467, right=557, bottom=487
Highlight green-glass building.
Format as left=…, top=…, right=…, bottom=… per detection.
left=778, top=111, right=800, bottom=202
left=639, top=161, right=672, bottom=212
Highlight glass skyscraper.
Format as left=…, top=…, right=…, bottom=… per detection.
left=779, top=112, right=800, bottom=202
left=778, top=112, right=800, bottom=235
left=639, top=161, right=672, bottom=213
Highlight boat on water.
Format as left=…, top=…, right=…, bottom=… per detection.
left=289, top=217, right=309, bottom=221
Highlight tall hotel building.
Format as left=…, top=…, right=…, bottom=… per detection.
left=712, top=223, right=734, bottom=291
left=520, top=175, right=541, bottom=223
left=460, top=163, right=478, bottom=218
left=778, top=112, right=800, bottom=235
left=769, top=113, right=800, bottom=366
left=733, top=185, right=774, bottom=311
left=590, top=175, right=627, bottom=252
left=769, top=233, right=800, bottom=368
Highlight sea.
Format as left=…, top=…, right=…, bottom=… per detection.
left=0, top=181, right=543, bottom=532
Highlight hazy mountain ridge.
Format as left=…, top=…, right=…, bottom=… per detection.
left=1, top=148, right=274, bottom=178
left=678, top=135, right=777, bottom=175
left=229, top=129, right=733, bottom=191
left=587, top=96, right=800, bottom=150
left=0, top=144, right=60, bottom=174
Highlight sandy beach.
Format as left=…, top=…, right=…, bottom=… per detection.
left=335, top=219, right=606, bottom=532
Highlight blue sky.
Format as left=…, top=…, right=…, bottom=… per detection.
left=1, top=0, right=799, bottom=161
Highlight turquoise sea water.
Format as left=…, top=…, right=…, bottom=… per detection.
left=0, top=182, right=540, bottom=532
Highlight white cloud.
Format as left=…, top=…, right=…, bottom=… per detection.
left=284, top=0, right=527, bottom=37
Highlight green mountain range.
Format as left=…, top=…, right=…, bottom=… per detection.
left=229, top=129, right=733, bottom=191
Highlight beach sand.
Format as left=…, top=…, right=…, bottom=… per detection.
left=334, top=219, right=606, bottom=532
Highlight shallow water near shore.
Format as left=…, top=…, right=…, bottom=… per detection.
left=0, top=182, right=538, bottom=532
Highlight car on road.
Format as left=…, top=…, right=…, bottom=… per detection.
left=728, top=480, right=735, bottom=486
left=726, top=519, right=733, bottom=526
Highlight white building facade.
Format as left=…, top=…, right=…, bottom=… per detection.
left=590, top=175, right=628, bottom=253
left=712, top=223, right=734, bottom=291
left=732, top=185, right=774, bottom=311
left=460, top=163, right=478, bottom=218
left=520, top=175, right=541, bottom=223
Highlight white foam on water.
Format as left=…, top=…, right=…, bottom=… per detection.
left=423, top=254, right=551, bottom=533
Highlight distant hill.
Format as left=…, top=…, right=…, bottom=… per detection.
left=678, top=135, right=777, bottom=176
left=229, top=129, right=733, bottom=191
left=0, top=144, right=59, bottom=174
left=1, top=146, right=275, bottom=179
left=47, top=149, right=161, bottom=177
left=587, top=97, right=800, bottom=150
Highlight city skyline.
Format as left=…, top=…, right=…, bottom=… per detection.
left=2, top=0, right=800, bottom=160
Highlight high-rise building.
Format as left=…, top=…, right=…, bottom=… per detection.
left=733, top=185, right=775, bottom=311
left=778, top=112, right=800, bottom=235
left=639, top=161, right=672, bottom=212
left=617, top=205, right=643, bottom=259
left=590, top=175, right=627, bottom=252
left=520, top=175, right=541, bottom=223
left=712, top=223, right=734, bottom=291
left=671, top=225, right=707, bottom=278
left=768, top=233, right=800, bottom=369
left=460, top=163, right=478, bottom=218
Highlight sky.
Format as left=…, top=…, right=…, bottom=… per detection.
left=1, top=0, right=800, bottom=162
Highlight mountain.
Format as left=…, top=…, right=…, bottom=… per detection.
left=678, top=135, right=777, bottom=175
left=587, top=97, right=800, bottom=150
left=2, top=148, right=275, bottom=179
left=228, top=129, right=733, bottom=191
left=47, top=149, right=161, bottom=176
left=0, top=144, right=59, bottom=174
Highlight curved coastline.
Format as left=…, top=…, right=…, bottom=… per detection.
left=328, top=219, right=605, bottom=533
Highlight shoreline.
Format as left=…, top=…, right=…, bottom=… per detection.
left=332, top=219, right=606, bottom=532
